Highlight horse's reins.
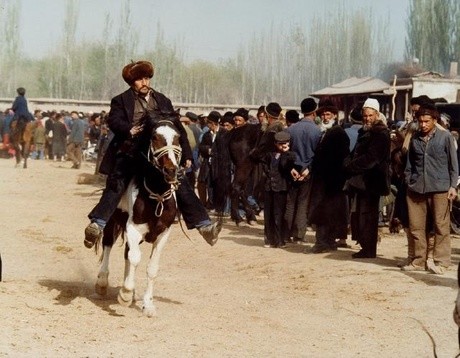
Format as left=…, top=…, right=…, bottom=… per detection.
left=143, top=179, right=177, bottom=217
left=138, top=116, right=194, bottom=242
left=144, top=141, right=181, bottom=217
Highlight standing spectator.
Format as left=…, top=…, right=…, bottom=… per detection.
left=256, top=105, right=268, bottom=131
left=344, top=104, right=363, bottom=152
left=180, top=114, right=198, bottom=188
left=258, top=131, right=296, bottom=248
left=185, top=111, right=202, bottom=145
left=52, top=113, right=68, bottom=161
left=209, top=116, right=233, bottom=217
left=285, top=109, right=300, bottom=127
left=285, top=97, right=322, bottom=243
left=343, top=98, right=391, bottom=259
left=67, top=110, right=85, bottom=169
left=32, top=116, right=46, bottom=160
left=252, top=103, right=284, bottom=156
left=198, top=111, right=222, bottom=210
left=2, top=109, right=14, bottom=157
left=308, top=102, right=350, bottom=253
left=44, top=111, right=55, bottom=159
left=402, top=103, right=458, bottom=274
left=88, top=113, right=102, bottom=146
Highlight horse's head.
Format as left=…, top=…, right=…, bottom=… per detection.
left=144, top=111, right=182, bottom=184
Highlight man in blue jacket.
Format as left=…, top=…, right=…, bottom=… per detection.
left=403, top=103, right=458, bottom=274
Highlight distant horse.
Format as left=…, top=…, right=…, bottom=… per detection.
left=94, top=112, right=181, bottom=317
left=10, top=119, right=34, bottom=168
left=227, top=124, right=261, bottom=225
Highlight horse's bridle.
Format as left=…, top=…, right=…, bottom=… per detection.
left=146, top=120, right=182, bottom=179
left=144, top=120, right=182, bottom=216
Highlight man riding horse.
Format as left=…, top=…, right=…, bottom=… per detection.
left=10, top=87, right=34, bottom=168
left=84, top=60, right=221, bottom=248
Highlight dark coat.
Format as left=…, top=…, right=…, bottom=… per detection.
left=260, top=151, right=296, bottom=192
left=344, top=121, right=391, bottom=196
left=99, top=88, right=192, bottom=175
left=12, top=95, right=33, bottom=122
left=197, top=129, right=213, bottom=183
left=211, top=129, right=233, bottom=212
left=308, top=125, right=350, bottom=225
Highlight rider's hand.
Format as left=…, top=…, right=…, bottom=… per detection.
left=130, top=124, right=144, bottom=137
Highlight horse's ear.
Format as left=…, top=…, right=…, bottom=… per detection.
left=174, top=108, right=180, bottom=115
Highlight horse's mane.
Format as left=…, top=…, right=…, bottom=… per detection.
left=228, top=124, right=261, bottom=165
left=142, top=110, right=180, bottom=135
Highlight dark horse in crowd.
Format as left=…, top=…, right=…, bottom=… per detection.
left=10, top=119, right=34, bottom=168
left=94, top=112, right=182, bottom=317
left=227, top=124, right=261, bottom=225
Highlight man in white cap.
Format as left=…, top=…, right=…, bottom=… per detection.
left=343, top=98, right=391, bottom=258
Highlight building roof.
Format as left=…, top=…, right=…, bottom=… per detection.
left=311, top=76, right=391, bottom=96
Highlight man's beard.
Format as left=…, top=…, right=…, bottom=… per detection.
left=362, top=124, right=371, bottom=131
left=319, top=120, right=334, bottom=132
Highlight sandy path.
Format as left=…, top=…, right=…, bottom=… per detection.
left=0, top=158, right=459, bottom=357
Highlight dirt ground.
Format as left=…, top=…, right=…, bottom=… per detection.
left=0, top=157, right=459, bottom=358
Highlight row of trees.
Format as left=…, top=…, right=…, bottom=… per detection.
left=405, top=0, right=460, bottom=74
left=0, top=0, right=458, bottom=106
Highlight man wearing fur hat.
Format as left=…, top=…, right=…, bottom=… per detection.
left=316, top=99, right=339, bottom=133
left=84, top=60, right=221, bottom=248
left=403, top=103, right=458, bottom=274
left=308, top=101, right=350, bottom=253
left=344, top=98, right=391, bottom=258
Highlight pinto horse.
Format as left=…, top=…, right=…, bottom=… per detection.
left=94, top=112, right=182, bottom=317
left=227, top=124, right=261, bottom=225
left=10, top=119, right=34, bottom=168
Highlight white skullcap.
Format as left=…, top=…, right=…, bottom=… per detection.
left=363, top=98, right=380, bottom=112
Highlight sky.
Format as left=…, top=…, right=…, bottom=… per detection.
left=14, top=0, right=410, bottom=63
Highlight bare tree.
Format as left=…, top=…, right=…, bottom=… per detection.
left=406, top=0, right=459, bottom=73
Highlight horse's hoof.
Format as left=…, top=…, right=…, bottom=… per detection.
left=142, top=304, right=157, bottom=317
left=117, top=287, right=133, bottom=306
left=95, top=283, right=107, bottom=296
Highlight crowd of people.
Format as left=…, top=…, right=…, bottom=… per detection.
left=0, top=90, right=107, bottom=168
left=176, top=93, right=459, bottom=276
left=1, top=61, right=459, bottom=279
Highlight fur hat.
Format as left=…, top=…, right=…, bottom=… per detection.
left=274, top=130, right=291, bottom=143
left=233, top=108, right=249, bottom=121
left=207, top=110, right=221, bottom=124
left=266, top=102, right=282, bottom=118
left=221, top=113, right=235, bottom=126
left=317, top=99, right=339, bottom=115
left=300, top=97, right=318, bottom=114
left=122, top=61, right=154, bottom=85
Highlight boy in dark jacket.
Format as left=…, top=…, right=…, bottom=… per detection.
left=259, top=130, right=296, bottom=248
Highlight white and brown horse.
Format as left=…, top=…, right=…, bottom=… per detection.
left=94, top=112, right=182, bottom=317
